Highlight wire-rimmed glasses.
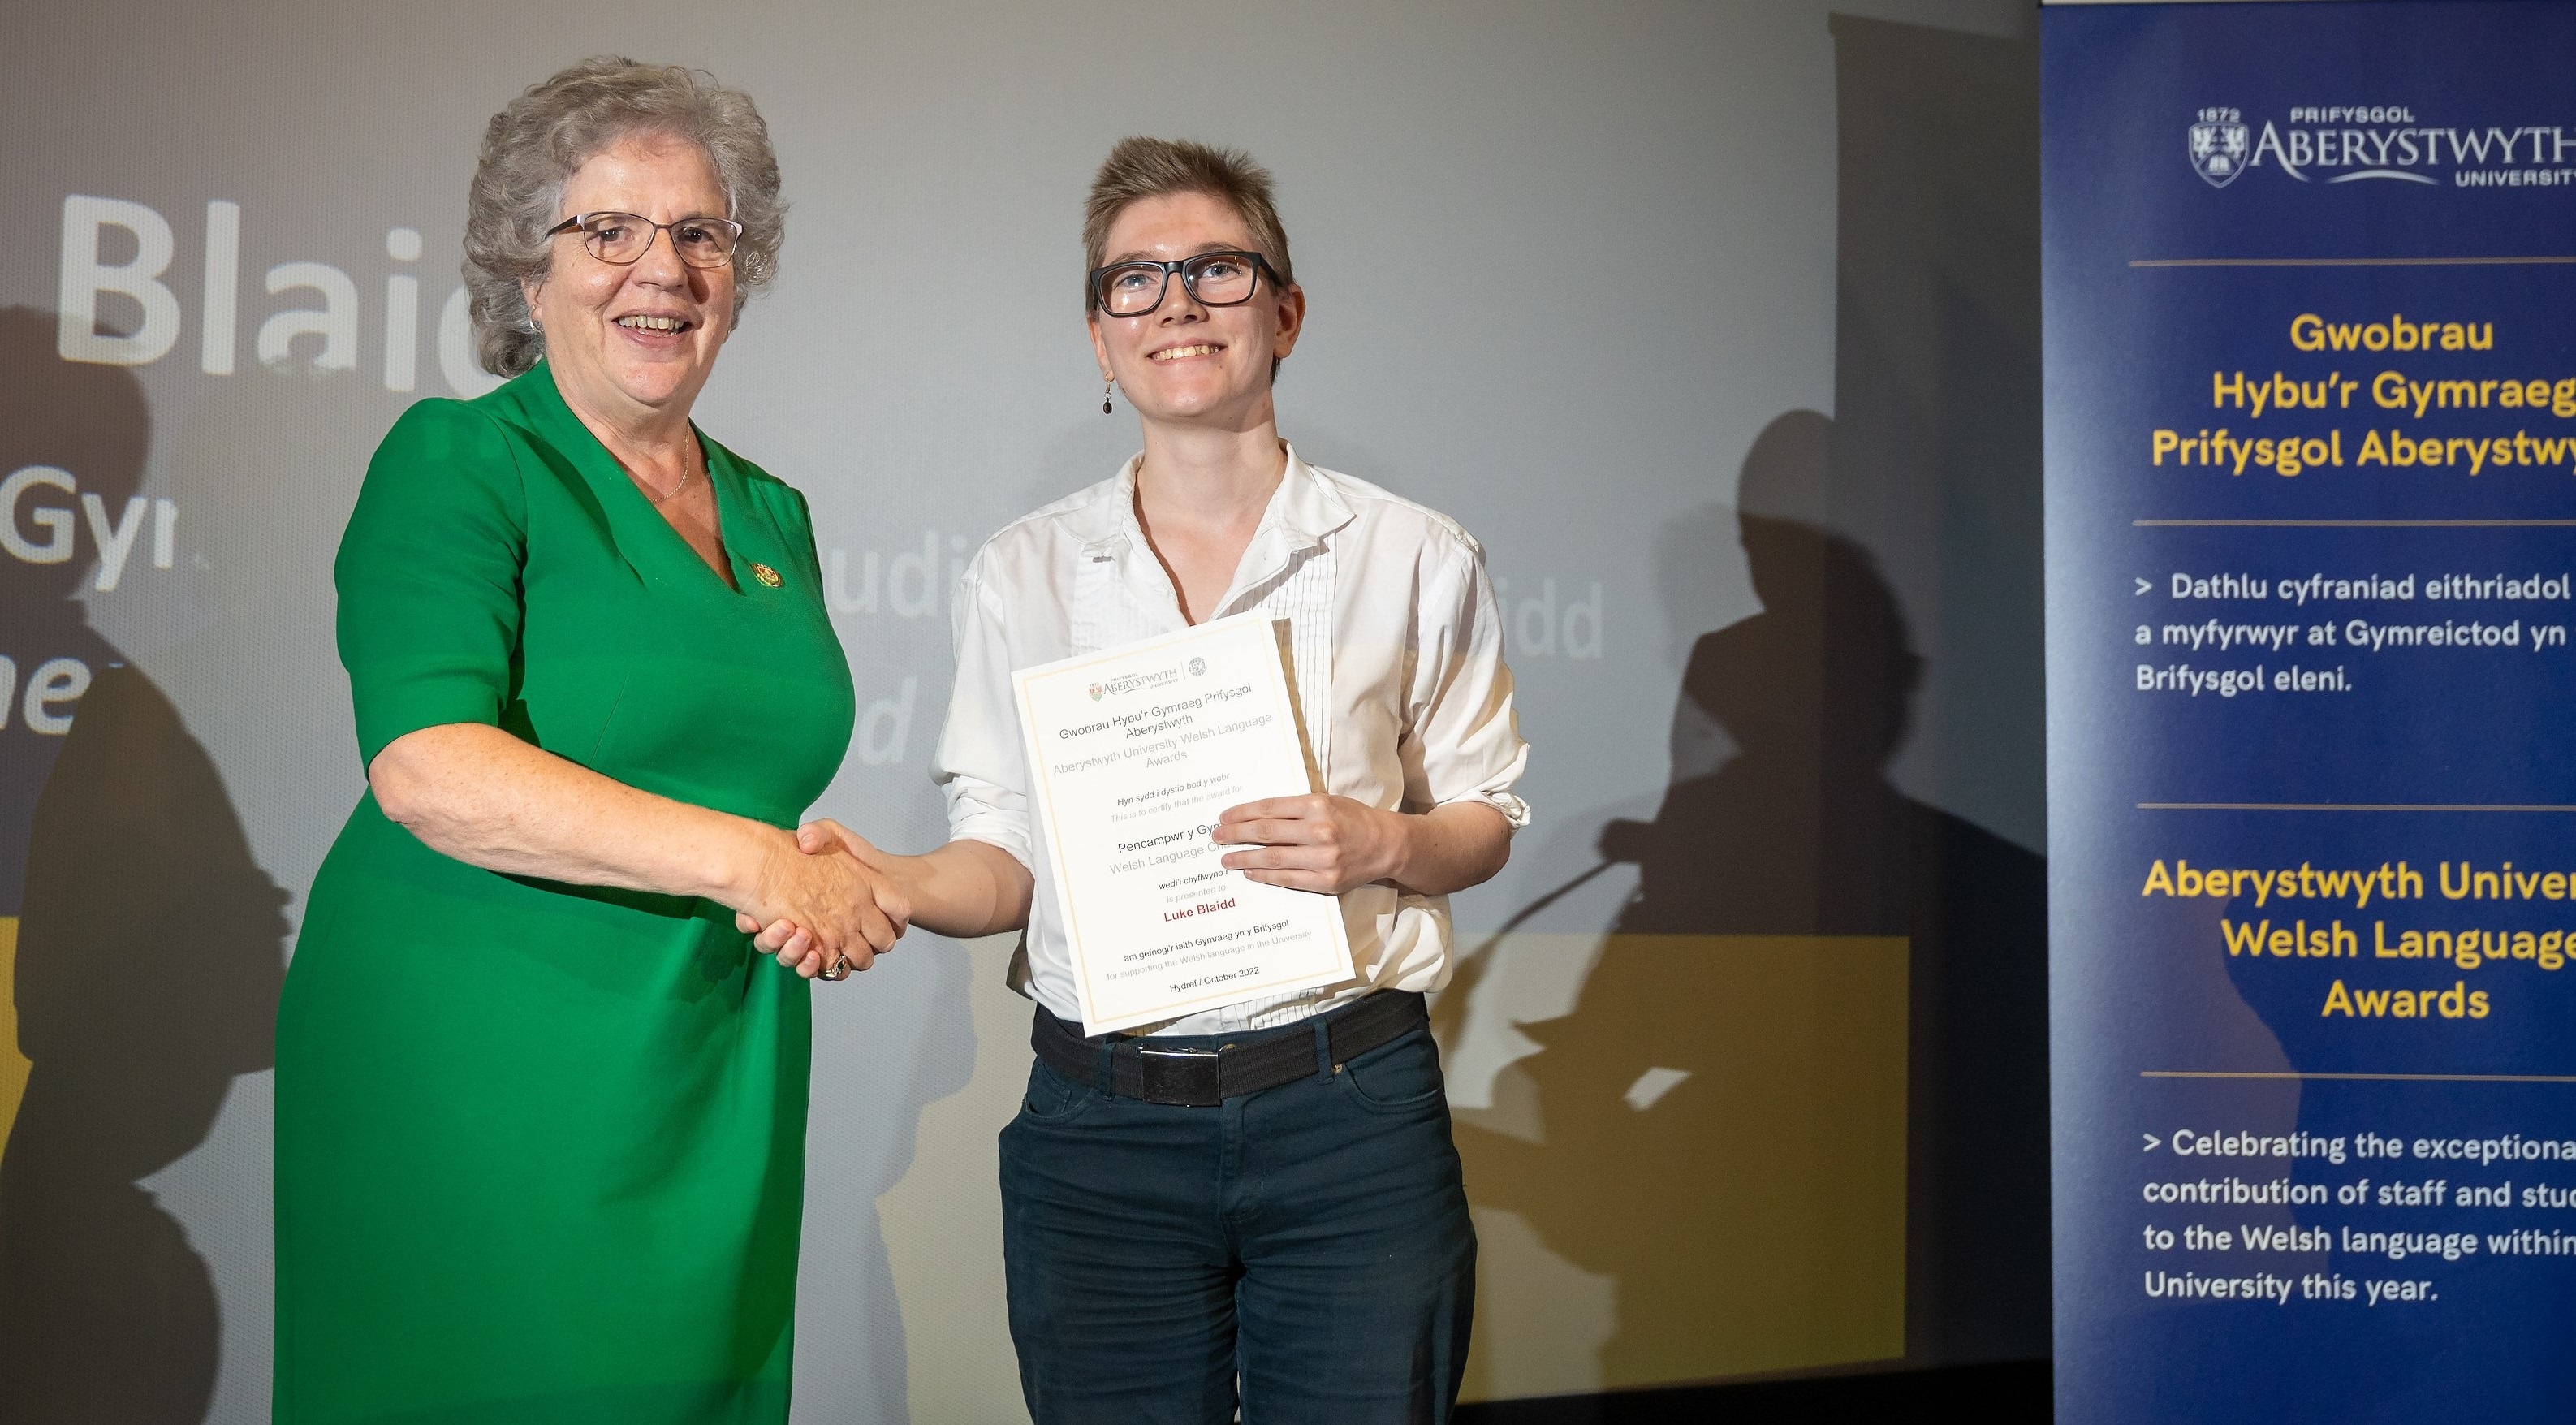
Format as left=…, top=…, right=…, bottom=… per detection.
left=545, top=212, right=743, bottom=270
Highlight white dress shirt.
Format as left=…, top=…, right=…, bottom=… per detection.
left=933, top=443, right=1531, bottom=1035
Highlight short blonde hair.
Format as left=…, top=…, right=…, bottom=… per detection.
left=1083, top=137, right=1293, bottom=310
left=463, top=57, right=785, bottom=377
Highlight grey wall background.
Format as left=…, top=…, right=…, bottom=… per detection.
left=0, top=0, right=2036, bottom=1418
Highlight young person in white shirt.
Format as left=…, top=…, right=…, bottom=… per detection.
left=751, top=136, right=1528, bottom=1423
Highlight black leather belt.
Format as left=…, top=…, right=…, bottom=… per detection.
left=1030, top=991, right=1428, bottom=1108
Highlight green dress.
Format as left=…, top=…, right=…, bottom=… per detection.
left=274, top=365, right=856, bottom=1424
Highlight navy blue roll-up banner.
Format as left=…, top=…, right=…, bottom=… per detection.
left=2045, top=2, right=2576, bottom=1419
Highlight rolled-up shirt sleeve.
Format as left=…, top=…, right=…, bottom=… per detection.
left=1404, top=539, right=1532, bottom=831
left=932, top=556, right=1036, bottom=870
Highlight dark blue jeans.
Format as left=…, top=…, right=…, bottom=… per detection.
left=999, top=1003, right=1476, bottom=1425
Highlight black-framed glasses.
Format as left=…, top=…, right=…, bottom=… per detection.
left=545, top=212, right=742, bottom=269
left=1088, top=250, right=1281, bottom=317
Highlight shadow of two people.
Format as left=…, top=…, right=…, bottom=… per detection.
left=0, top=306, right=289, bottom=1423
left=1452, top=411, right=2048, bottom=1384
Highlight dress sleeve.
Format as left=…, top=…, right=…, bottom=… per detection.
left=335, top=399, right=528, bottom=770
left=1403, top=538, right=1532, bottom=831
left=930, top=553, right=1035, bottom=870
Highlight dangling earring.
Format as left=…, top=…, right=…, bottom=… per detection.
left=1102, top=378, right=1115, bottom=415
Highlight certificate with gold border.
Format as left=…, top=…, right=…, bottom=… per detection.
left=1013, top=611, right=1354, bottom=1034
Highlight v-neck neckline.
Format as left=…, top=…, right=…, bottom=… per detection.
left=516, top=363, right=749, bottom=597
left=1123, top=459, right=1297, bottom=628
left=657, top=434, right=742, bottom=594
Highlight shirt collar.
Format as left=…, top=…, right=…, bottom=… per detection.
left=1069, top=441, right=1354, bottom=555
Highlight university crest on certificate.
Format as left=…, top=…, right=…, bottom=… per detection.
left=1013, top=611, right=1355, bottom=1034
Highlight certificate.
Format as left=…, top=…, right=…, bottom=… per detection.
left=1014, top=611, right=1355, bottom=1034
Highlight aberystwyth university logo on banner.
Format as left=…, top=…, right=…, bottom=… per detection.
left=2184, top=104, right=2576, bottom=188
left=2188, top=107, right=2250, bottom=187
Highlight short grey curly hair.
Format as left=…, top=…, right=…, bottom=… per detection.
left=464, top=57, right=784, bottom=377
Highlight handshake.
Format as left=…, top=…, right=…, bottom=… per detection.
left=731, top=819, right=912, bottom=982
left=723, top=792, right=1427, bottom=983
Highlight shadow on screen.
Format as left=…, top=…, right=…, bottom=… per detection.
left=0, top=305, right=289, bottom=1423
left=1449, top=410, right=2047, bottom=1389
left=1444, top=18, right=2062, bottom=1402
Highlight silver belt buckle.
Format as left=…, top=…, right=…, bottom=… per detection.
left=1137, top=1046, right=1222, bottom=1105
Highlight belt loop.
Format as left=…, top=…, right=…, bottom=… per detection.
left=1096, top=1038, right=1116, bottom=1100
left=1312, top=1015, right=1333, bottom=1083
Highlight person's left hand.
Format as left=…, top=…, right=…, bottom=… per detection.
left=1211, top=793, right=1408, bottom=895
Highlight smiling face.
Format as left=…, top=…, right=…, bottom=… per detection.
left=526, top=133, right=736, bottom=431
left=1089, top=191, right=1304, bottom=433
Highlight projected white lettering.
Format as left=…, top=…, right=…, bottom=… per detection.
left=54, top=194, right=481, bottom=395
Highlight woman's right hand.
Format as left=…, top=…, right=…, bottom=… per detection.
left=740, top=821, right=1032, bottom=949
left=737, top=828, right=910, bottom=978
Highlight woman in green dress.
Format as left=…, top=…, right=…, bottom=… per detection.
left=274, top=58, right=904, bottom=1424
